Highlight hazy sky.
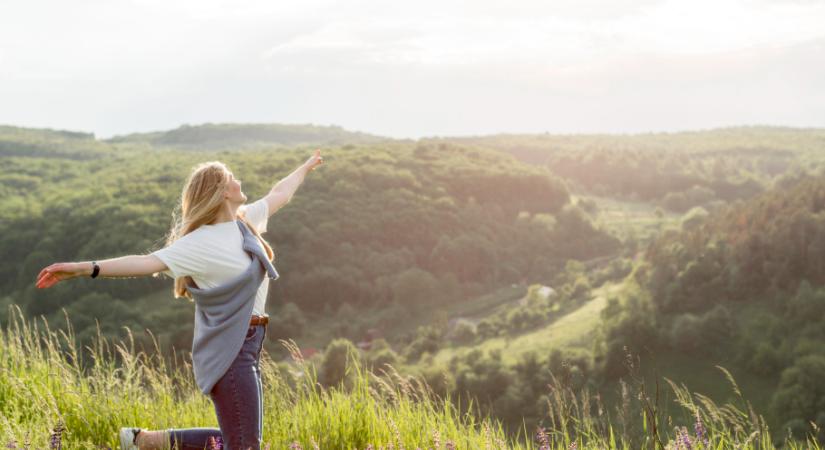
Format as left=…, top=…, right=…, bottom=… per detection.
left=1, top=0, right=824, bottom=139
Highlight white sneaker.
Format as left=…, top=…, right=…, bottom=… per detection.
left=119, top=427, right=141, bottom=450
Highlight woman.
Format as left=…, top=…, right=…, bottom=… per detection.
left=35, top=150, right=324, bottom=450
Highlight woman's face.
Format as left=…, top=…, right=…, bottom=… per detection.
left=224, top=171, right=247, bottom=204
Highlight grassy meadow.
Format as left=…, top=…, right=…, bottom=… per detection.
left=1, top=304, right=821, bottom=449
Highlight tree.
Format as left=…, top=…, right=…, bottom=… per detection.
left=772, top=354, right=825, bottom=439
left=268, top=302, right=306, bottom=340
left=449, top=319, right=477, bottom=344
left=320, top=338, right=360, bottom=389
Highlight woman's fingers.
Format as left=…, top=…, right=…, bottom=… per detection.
left=35, top=263, right=72, bottom=289
left=307, top=149, right=323, bottom=171
left=37, top=274, right=51, bottom=289
left=36, top=272, right=50, bottom=289
left=37, top=271, right=57, bottom=289
left=36, top=265, right=54, bottom=286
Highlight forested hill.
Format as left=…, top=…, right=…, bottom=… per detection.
left=5, top=123, right=825, bottom=442
left=107, top=123, right=389, bottom=149
left=613, top=175, right=825, bottom=435
left=0, top=124, right=619, bottom=366
left=439, top=126, right=825, bottom=212
left=0, top=126, right=111, bottom=159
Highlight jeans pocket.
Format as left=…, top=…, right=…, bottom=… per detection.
left=244, top=326, right=258, bottom=341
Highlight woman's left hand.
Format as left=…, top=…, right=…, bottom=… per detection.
left=305, top=149, right=324, bottom=172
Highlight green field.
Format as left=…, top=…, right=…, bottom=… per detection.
left=575, top=194, right=682, bottom=245
left=431, top=283, right=620, bottom=366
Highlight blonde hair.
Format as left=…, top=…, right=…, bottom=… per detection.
left=153, top=161, right=275, bottom=300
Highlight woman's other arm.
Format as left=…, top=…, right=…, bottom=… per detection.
left=263, top=149, right=324, bottom=217
left=36, top=254, right=169, bottom=289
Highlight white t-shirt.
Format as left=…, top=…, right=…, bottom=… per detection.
left=152, top=198, right=271, bottom=316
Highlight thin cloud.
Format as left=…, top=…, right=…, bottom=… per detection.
left=0, top=0, right=823, bottom=137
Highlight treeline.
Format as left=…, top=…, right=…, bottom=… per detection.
left=0, top=126, right=111, bottom=159
left=443, top=126, right=825, bottom=212
left=604, top=175, right=825, bottom=439
left=312, top=323, right=594, bottom=436
left=107, top=123, right=388, bottom=149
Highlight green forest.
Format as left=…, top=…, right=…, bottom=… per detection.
left=2, top=123, right=824, bottom=447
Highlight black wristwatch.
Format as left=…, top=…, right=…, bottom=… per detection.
left=91, top=261, right=100, bottom=278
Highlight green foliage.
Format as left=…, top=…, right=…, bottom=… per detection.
left=448, top=319, right=477, bottom=345
left=680, top=206, right=709, bottom=230
left=590, top=258, right=634, bottom=287
left=771, top=355, right=825, bottom=441
left=646, top=176, right=825, bottom=313
left=0, top=305, right=529, bottom=449
left=593, top=276, right=658, bottom=380
left=622, top=175, right=825, bottom=432
left=364, top=338, right=401, bottom=373
left=454, top=126, right=825, bottom=206
left=786, top=280, right=825, bottom=324
left=9, top=124, right=825, bottom=446
left=1, top=127, right=623, bottom=374
left=662, top=185, right=717, bottom=213
left=108, top=123, right=386, bottom=149
left=268, top=302, right=306, bottom=341
left=668, top=305, right=733, bottom=354
left=1, top=284, right=822, bottom=448
left=404, top=325, right=444, bottom=363
left=320, top=337, right=360, bottom=389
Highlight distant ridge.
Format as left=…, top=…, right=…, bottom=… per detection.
left=0, top=125, right=107, bottom=159
left=106, top=122, right=391, bottom=149
left=0, top=125, right=95, bottom=141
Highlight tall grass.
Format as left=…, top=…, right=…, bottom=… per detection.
left=0, top=304, right=820, bottom=449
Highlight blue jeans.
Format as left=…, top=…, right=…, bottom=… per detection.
left=167, top=324, right=266, bottom=450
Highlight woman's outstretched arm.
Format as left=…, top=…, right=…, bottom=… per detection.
left=263, top=149, right=324, bottom=217
left=36, top=254, right=168, bottom=289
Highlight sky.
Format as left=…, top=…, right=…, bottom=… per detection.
left=1, top=0, right=824, bottom=139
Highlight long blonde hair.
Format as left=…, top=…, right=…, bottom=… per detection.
left=152, top=161, right=275, bottom=300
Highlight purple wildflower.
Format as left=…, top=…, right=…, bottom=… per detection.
left=445, top=440, right=456, bottom=450
left=678, top=426, right=692, bottom=450
left=49, top=420, right=65, bottom=450
left=6, top=441, right=17, bottom=449
left=569, top=442, right=578, bottom=450
left=49, top=434, right=60, bottom=450
left=288, top=442, right=303, bottom=450
left=694, top=412, right=708, bottom=446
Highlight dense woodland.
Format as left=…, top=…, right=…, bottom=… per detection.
left=2, top=123, right=824, bottom=443
left=634, top=176, right=825, bottom=436
left=0, top=123, right=617, bottom=361
left=445, top=127, right=825, bottom=211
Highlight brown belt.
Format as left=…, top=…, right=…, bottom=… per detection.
left=249, top=314, right=269, bottom=326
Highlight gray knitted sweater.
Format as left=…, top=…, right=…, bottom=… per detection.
left=186, top=219, right=280, bottom=395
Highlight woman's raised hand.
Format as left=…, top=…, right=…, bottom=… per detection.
left=36, top=262, right=89, bottom=289
left=304, top=149, right=324, bottom=172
